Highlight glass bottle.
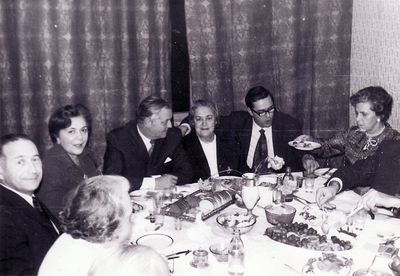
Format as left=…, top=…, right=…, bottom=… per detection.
left=282, top=166, right=296, bottom=192
left=228, top=230, right=245, bottom=275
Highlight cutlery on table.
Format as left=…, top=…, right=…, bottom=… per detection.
left=292, top=194, right=314, bottom=205
left=166, top=250, right=191, bottom=260
left=346, top=205, right=363, bottom=219
left=319, top=168, right=333, bottom=177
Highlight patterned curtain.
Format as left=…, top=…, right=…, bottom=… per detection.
left=0, top=0, right=170, bottom=161
left=185, top=0, right=353, bottom=138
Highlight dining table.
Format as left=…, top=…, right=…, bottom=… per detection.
left=130, top=169, right=400, bottom=276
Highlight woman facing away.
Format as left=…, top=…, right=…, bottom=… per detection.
left=298, top=86, right=400, bottom=173
left=38, top=175, right=134, bottom=276
left=36, top=104, right=100, bottom=218
left=88, top=244, right=170, bottom=276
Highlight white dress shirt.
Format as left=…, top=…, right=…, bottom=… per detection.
left=137, top=126, right=156, bottom=190
left=247, top=121, right=275, bottom=168
left=198, top=135, right=219, bottom=177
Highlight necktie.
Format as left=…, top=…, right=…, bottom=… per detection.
left=148, top=140, right=155, bottom=156
left=32, top=196, right=51, bottom=221
left=253, top=129, right=268, bottom=171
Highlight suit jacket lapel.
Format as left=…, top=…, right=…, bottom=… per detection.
left=0, top=185, right=59, bottom=237
left=127, top=123, right=150, bottom=163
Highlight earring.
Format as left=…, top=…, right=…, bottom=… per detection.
left=377, top=118, right=381, bottom=122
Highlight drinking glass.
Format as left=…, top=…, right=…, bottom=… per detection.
left=304, top=177, right=315, bottom=193
left=352, top=209, right=367, bottom=231
left=191, top=248, right=209, bottom=268
left=241, top=173, right=260, bottom=216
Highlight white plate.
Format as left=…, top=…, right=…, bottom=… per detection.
left=288, top=141, right=321, bottom=151
left=136, top=233, right=174, bottom=251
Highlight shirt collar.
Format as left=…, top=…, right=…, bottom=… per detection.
left=137, top=125, right=152, bottom=149
left=252, top=120, right=272, bottom=132
left=0, top=182, right=34, bottom=206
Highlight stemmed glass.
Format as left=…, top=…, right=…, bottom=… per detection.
left=241, top=173, right=260, bottom=217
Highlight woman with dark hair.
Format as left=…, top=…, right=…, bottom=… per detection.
left=295, top=86, right=400, bottom=209
left=182, top=99, right=241, bottom=181
left=38, top=175, right=133, bottom=276
left=299, top=86, right=400, bottom=172
left=37, top=104, right=100, bottom=217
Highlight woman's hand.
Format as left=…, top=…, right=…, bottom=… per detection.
left=302, top=154, right=319, bottom=174
left=315, top=182, right=339, bottom=208
left=356, top=188, right=400, bottom=212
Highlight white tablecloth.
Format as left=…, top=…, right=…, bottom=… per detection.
left=130, top=172, right=400, bottom=276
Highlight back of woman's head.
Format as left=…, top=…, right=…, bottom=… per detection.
left=350, top=86, right=393, bottom=122
left=59, top=175, right=131, bottom=243
left=88, top=244, right=170, bottom=276
left=48, top=104, right=92, bottom=143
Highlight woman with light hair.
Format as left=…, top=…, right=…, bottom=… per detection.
left=38, top=175, right=133, bottom=276
left=88, top=244, right=170, bottom=276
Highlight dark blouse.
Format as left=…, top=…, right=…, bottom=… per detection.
left=36, top=144, right=100, bottom=218
left=316, top=125, right=400, bottom=164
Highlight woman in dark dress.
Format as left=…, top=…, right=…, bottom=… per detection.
left=182, top=99, right=241, bottom=182
left=37, top=104, right=100, bottom=218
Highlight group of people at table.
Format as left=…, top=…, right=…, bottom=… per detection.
left=1, top=85, right=400, bottom=276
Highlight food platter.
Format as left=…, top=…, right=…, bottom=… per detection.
left=288, top=141, right=321, bottom=151
left=302, top=253, right=353, bottom=275
left=264, top=222, right=355, bottom=252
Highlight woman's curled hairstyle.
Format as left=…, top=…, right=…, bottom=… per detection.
left=59, top=175, right=130, bottom=243
left=48, top=104, right=92, bottom=143
left=350, top=86, right=393, bottom=122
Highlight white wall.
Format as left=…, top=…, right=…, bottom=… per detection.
left=350, top=0, right=400, bottom=130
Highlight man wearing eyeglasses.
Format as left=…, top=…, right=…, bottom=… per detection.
left=219, top=86, right=303, bottom=173
left=180, top=86, right=303, bottom=173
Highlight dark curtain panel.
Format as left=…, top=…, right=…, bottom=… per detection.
left=185, top=0, right=352, bottom=138
left=0, top=0, right=170, bottom=161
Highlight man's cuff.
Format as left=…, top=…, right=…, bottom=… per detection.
left=141, top=177, right=156, bottom=190
left=327, top=177, right=343, bottom=193
left=180, top=123, right=191, bottom=136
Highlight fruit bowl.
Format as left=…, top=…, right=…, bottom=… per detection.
left=216, top=211, right=256, bottom=234
left=264, top=204, right=296, bottom=225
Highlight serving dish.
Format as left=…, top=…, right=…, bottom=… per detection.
left=264, top=222, right=354, bottom=252
left=302, top=253, right=353, bottom=275
left=288, top=141, right=321, bottom=151
left=216, top=211, right=256, bottom=234
left=265, top=204, right=296, bottom=225
left=136, top=233, right=174, bottom=251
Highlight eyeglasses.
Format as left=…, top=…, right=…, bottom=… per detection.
left=251, top=106, right=275, bottom=117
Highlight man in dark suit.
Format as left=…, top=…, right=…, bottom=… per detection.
left=0, top=134, right=60, bottom=276
left=103, top=95, right=193, bottom=191
left=182, top=86, right=303, bottom=173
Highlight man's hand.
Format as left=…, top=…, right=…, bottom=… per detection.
left=178, top=124, right=190, bottom=136
left=316, top=182, right=340, bottom=208
left=155, top=174, right=178, bottom=190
